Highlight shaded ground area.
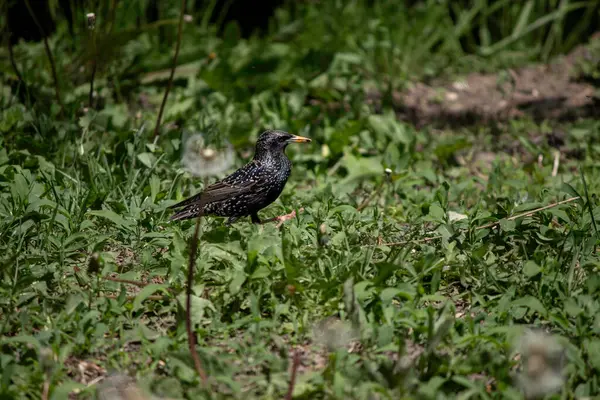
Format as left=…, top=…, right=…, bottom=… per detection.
left=393, top=34, right=600, bottom=128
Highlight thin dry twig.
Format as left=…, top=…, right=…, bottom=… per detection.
left=373, top=196, right=581, bottom=247
left=153, top=0, right=186, bottom=138
left=23, top=0, right=64, bottom=114
left=475, top=196, right=579, bottom=230
left=186, top=215, right=209, bottom=385
left=285, top=348, right=301, bottom=400
left=103, top=276, right=149, bottom=288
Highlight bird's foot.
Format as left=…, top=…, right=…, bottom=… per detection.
left=262, top=208, right=304, bottom=228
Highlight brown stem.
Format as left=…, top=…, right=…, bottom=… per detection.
left=107, top=0, right=119, bottom=33
left=42, top=379, right=50, bottom=400
left=23, top=0, right=64, bottom=115
left=186, top=215, right=208, bottom=385
left=356, top=181, right=385, bottom=212
left=153, top=0, right=186, bottom=138
left=285, top=348, right=301, bottom=400
left=7, top=34, right=26, bottom=89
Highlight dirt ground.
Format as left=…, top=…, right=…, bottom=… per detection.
left=392, top=34, right=600, bottom=128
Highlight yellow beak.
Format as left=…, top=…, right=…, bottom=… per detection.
left=287, top=135, right=312, bottom=143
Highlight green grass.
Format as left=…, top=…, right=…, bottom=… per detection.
left=1, top=0, right=600, bottom=399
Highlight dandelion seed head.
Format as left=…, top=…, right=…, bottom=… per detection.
left=312, top=317, right=358, bottom=352
left=182, top=133, right=234, bottom=178
left=86, top=13, right=96, bottom=30
left=39, top=347, right=55, bottom=374
left=515, top=329, right=565, bottom=399
left=97, top=373, right=156, bottom=400
left=201, top=147, right=216, bottom=160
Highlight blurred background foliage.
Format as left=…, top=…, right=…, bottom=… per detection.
left=2, top=0, right=599, bottom=152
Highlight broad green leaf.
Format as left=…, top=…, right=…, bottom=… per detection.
left=150, top=174, right=160, bottom=202
left=499, top=218, right=516, bottom=232
left=560, top=183, right=583, bottom=205
left=586, top=339, right=600, bottom=370
left=132, top=284, right=170, bottom=310
left=428, top=203, right=445, bottom=222
left=51, top=381, right=86, bottom=400
left=229, top=271, right=246, bottom=295
left=2, top=335, right=41, bottom=350
left=137, top=152, right=156, bottom=168
left=175, top=294, right=216, bottom=326
left=523, top=260, right=541, bottom=278
left=564, top=298, right=583, bottom=317
left=0, top=148, right=8, bottom=165
left=247, top=234, right=275, bottom=266
left=353, top=281, right=374, bottom=301
left=511, top=296, right=547, bottom=317
left=250, top=264, right=270, bottom=280
left=88, top=209, right=134, bottom=228
left=11, top=173, right=29, bottom=203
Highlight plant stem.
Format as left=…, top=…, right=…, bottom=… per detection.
left=107, top=0, right=119, bottom=33
left=7, top=34, right=26, bottom=89
left=186, top=215, right=208, bottom=385
left=23, top=0, right=64, bottom=115
left=153, top=0, right=186, bottom=138
left=285, top=349, right=301, bottom=400
left=89, top=29, right=97, bottom=108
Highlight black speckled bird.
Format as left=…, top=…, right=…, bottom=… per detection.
left=169, top=130, right=311, bottom=224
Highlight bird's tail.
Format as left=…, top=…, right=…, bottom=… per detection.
left=169, top=205, right=203, bottom=221
left=168, top=193, right=203, bottom=210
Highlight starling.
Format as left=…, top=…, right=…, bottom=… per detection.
left=169, top=130, right=311, bottom=224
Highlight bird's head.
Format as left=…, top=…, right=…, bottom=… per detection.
left=255, top=130, right=311, bottom=155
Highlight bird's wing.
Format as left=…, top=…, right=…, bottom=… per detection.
left=169, top=160, right=264, bottom=210
left=168, top=179, right=258, bottom=210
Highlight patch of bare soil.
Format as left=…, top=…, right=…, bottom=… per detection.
left=393, top=34, right=600, bottom=128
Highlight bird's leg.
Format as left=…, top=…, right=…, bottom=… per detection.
left=251, top=213, right=262, bottom=224
left=261, top=208, right=304, bottom=228
left=226, top=216, right=239, bottom=226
